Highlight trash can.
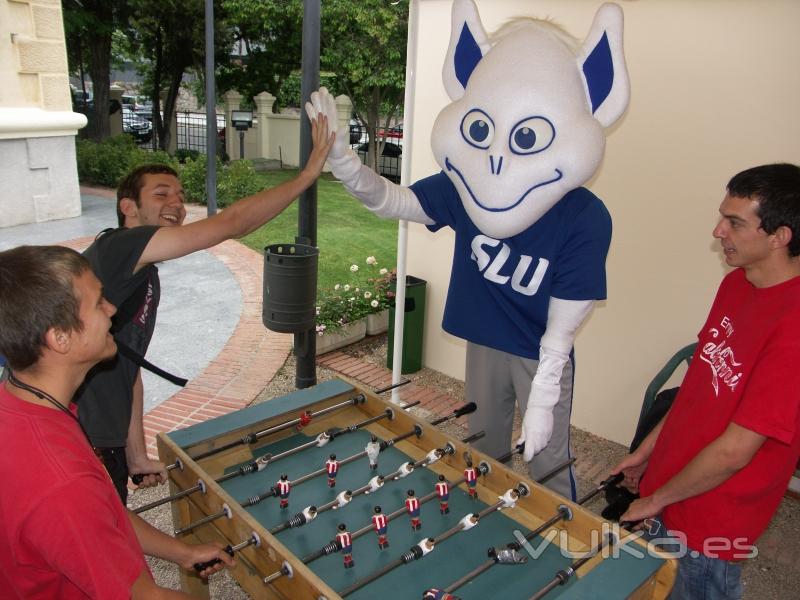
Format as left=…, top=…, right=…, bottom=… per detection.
left=387, top=275, right=426, bottom=373
left=262, top=243, right=318, bottom=333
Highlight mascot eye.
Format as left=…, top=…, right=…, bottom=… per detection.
left=508, top=117, right=555, bottom=155
left=460, top=109, right=495, bottom=149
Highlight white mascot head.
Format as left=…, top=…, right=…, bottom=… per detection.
left=432, top=0, right=630, bottom=239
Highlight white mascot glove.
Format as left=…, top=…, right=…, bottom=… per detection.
left=516, top=298, right=594, bottom=462
left=304, top=87, right=433, bottom=224
left=518, top=361, right=564, bottom=462
left=304, top=87, right=349, bottom=160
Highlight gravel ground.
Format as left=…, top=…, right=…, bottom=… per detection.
left=133, top=334, right=800, bottom=599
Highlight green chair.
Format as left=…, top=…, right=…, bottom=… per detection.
left=636, top=342, right=697, bottom=435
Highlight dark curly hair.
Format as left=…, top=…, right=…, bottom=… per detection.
left=116, top=163, right=179, bottom=227
left=727, top=163, right=800, bottom=256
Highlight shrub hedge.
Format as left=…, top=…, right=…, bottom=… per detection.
left=76, top=136, right=261, bottom=207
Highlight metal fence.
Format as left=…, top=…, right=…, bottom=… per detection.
left=137, top=111, right=226, bottom=155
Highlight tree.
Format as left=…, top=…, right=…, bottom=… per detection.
left=124, top=0, right=211, bottom=151
left=63, top=1, right=130, bottom=141
left=321, top=0, right=409, bottom=170
left=215, top=0, right=303, bottom=112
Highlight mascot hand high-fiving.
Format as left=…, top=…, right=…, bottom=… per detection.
left=307, top=0, right=629, bottom=499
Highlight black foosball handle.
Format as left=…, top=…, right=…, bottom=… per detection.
left=193, top=545, right=234, bottom=573
left=131, top=473, right=153, bottom=485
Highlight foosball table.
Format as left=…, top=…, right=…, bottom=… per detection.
left=150, top=379, right=675, bottom=599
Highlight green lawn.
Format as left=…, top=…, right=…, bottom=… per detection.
left=239, top=170, right=399, bottom=292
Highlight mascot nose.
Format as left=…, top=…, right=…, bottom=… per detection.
left=489, top=154, right=504, bottom=176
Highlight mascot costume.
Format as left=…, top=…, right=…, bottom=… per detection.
left=307, top=0, right=629, bottom=499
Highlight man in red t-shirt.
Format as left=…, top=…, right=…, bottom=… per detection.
left=612, top=164, right=800, bottom=600
left=0, top=246, right=234, bottom=599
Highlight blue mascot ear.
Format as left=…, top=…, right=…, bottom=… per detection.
left=443, top=0, right=490, bottom=101
left=577, top=3, right=630, bottom=128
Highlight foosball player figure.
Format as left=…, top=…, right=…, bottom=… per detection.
left=296, top=409, right=313, bottom=432
left=336, top=523, right=355, bottom=569
left=326, top=453, right=339, bottom=487
left=277, top=473, right=291, bottom=509
left=372, top=505, right=390, bottom=549
left=405, top=489, right=422, bottom=531
left=423, top=589, right=462, bottom=600
left=366, top=434, right=380, bottom=470
left=436, top=474, right=450, bottom=515
left=464, top=458, right=478, bottom=499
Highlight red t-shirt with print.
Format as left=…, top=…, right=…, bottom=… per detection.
left=640, top=269, right=800, bottom=560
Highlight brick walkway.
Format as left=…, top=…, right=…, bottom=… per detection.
left=316, top=351, right=467, bottom=424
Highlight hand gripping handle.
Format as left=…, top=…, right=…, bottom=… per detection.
left=193, top=545, right=233, bottom=573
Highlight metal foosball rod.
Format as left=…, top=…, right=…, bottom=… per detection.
left=338, top=483, right=531, bottom=597
left=148, top=385, right=411, bottom=483
left=134, top=479, right=208, bottom=515
left=373, top=379, right=411, bottom=395
left=142, top=408, right=394, bottom=516
left=262, top=449, right=574, bottom=586
left=575, top=472, right=624, bottom=506
left=527, top=533, right=616, bottom=600
left=145, top=402, right=424, bottom=519
left=239, top=425, right=424, bottom=509
left=241, top=400, right=476, bottom=508
left=173, top=409, right=414, bottom=534
left=429, top=402, right=476, bottom=426
left=215, top=405, right=412, bottom=485
left=268, top=435, right=474, bottom=536
left=190, top=393, right=367, bottom=462
left=438, top=465, right=618, bottom=597
left=192, top=531, right=261, bottom=573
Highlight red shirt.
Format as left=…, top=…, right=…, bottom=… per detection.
left=372, top=514, right=387, bottom=530
left=0, top=387, right=147, bottom=598
left=641, top=270, right=800, bottom=559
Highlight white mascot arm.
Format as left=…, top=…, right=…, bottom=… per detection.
left=305, top=88, right=434, bottom=225
left=517, top=298, right=593, bottom=462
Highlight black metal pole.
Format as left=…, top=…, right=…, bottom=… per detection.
left=204, top=0, right=217, bottom=214
left=295, top=0, right=321, bottom=389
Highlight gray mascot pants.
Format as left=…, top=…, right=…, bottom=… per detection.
left=465, top=342, right=576, bottom=500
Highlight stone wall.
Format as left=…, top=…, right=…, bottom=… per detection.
left=0, top=0, right=86, bottom=228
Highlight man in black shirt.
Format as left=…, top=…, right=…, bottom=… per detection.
left=76, top=114, right=333, bottom=502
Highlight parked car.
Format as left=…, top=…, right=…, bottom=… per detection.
left=122, top=106, right=153, bottom=142
left=350, top=117, right=366, bottom=145
left=378, top=122, right=403, bottom=141
left=356, top=141, right=402, bottom=183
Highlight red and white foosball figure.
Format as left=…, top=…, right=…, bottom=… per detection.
left=464, top=459, right=478, bottom=500
left=436, top=475, right=450, bottom=515
left=371, top=505, right=390, bottom=549
left=337, top=523, right=354, bottom=569
left=276, top=473, right=291, bottom=509
left=405, top=489, right=422, bottom=531
left=326, top=453, right=339, bottom=487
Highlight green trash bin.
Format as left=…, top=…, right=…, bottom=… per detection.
left=387, top=275, right=426, bottom=373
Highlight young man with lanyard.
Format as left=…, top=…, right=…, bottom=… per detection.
left=75, top=114, right=333, bottom=502
left=612, top=163, right=800, bottom=599
left=0, top=245, right=234, bottom=598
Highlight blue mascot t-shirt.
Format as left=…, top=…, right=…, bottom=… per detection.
left=410, top=172, right=611, bottom=360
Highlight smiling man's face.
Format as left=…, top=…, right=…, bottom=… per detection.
left=125, top=173, right=186, bottom=228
